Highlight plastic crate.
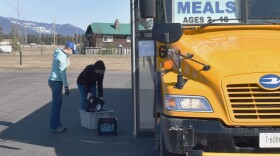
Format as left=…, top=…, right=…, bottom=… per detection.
left=98, top=117, right=118, bottom=136
left=79, top=109, right=113, bottom=130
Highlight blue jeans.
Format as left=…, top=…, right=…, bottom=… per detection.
left=48, top=80, right=63, bottom=130
left=77, top=83, right=96, bottom=110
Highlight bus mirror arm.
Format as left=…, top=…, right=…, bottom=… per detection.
left=166, top=48, right=211, bottom=89
left=175, top=51, right=184, bottom=89
left=175, top=51, right=211, bottom=71
left=185, top=53, right=211, bottom=71
left=168, top=49, right=211, bottom=71
left=167, top=49, right=186, bottom=89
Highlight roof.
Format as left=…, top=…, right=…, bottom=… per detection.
left=85, top=22, right=145, bottom=36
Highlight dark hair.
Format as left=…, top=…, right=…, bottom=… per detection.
left=94, top=60, right=106, bottom=70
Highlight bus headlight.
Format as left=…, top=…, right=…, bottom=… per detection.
left=164, top=95, right=213, bottom=112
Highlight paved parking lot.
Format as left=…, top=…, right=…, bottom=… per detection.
left=0, top=71, right=158, bottom=156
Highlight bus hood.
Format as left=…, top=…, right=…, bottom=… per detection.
left=182, top=30, right=280, bottom=75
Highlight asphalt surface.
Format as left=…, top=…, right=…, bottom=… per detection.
left=0, top=70, right=159, bottom=156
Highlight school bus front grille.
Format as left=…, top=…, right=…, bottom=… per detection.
left=226, top=84, right=280, bottom=119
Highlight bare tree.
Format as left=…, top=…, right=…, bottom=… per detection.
left=10, top=24, right=21, bottom=52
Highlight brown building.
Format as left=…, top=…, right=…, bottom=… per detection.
left=85, top=19, right=144, bottom=49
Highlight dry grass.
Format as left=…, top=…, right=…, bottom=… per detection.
left=0, top=46, right=131, bottom=71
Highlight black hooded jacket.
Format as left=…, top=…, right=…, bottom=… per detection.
left=77, top=61, right=105, bottom=97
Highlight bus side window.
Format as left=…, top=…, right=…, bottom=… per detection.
left=249, top=0, right=280, bottom=17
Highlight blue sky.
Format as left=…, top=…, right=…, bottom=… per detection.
left=0, top=0, right=131, bottom=31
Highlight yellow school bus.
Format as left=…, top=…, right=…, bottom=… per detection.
left=140, top=0, right=280, bottom=155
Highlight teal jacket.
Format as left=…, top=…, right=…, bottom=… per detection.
left=48, top=48, right=69, bottom=87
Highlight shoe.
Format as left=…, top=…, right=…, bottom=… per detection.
left=49, top=126, right=67, bottom=133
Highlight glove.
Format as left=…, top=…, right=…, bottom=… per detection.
left=87, top=92, right=92, bottom=100
left=64, top=86, right=70, bottom=96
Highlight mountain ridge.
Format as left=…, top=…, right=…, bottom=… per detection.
left=0, top=16, right=85, bottom=36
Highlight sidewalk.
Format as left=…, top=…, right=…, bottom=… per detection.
left=0, top=71, right=158, bottom=156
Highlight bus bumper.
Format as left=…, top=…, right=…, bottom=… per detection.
left=203, top=153, right=280, bottom=156
left=161, top=114, right=280, bottom=155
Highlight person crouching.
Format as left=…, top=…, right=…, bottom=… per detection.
left=77, top=60, right=106, bottom=110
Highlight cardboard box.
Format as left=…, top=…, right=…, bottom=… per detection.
left=79, top=109, right=113, bottom=130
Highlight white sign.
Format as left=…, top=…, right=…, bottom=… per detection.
left=138, top=40, right=155, bottom=57
left=259, top=133, right=280, bottom=148
left=173, top=0, right=241, bottom=24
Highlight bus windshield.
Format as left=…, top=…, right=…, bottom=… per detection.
left=159, top=0, right=280, bottom=25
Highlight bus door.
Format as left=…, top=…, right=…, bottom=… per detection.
left=137, top=30, right=156, bottom=132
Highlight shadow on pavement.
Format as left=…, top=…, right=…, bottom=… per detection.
left=0, top=88, right=158, bottom=156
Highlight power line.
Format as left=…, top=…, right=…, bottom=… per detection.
left=0, top=0, right=20, bottom=21
left=3, top=0, right=17, bottom=13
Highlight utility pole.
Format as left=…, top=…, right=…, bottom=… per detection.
left=76, top=27, right=78, bottom=43
left=16, top=0, right=22, bottom=52
left=54, top=18, right=56, bottom=46
left=25, top=27, right=27, bottom=45
left=40, top=31, right=42, bottom=54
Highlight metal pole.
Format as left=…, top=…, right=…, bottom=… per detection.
left=131, top=0, right=139, bottom=136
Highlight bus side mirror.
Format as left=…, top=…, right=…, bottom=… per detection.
left=139, top=0, right=155, bottom=18
left=152, top=23, right=182, bottom=43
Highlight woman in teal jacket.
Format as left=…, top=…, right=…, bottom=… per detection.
left=48, top=41, right=76, bottom=133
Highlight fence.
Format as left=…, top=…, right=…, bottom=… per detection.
left=0, top=52, right=131, bottom=71
left=85, top=47, right=131, bottom=55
